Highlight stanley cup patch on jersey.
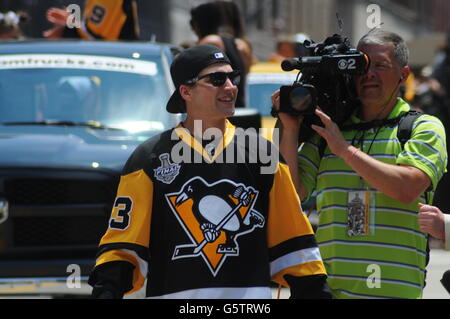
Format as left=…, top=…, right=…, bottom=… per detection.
left=153, top=153, right=180, bottom=184
left=165, top=177, right=265, bottom=276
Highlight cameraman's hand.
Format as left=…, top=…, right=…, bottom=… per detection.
left=311, top=108, right=351, bottom=159
left=271, top=90, right=304, bottom=129
left=271, top=90, right=305, bottom=199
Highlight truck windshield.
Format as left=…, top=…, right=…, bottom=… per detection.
left=0, top=54, right=173, bottom=134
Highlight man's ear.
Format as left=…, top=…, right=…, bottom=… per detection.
left=179, top=84, right=192, bottom=102
left=400, top=65, right=411, bottom=83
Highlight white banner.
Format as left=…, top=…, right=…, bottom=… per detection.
left=0, top=54, right=157, bottom=76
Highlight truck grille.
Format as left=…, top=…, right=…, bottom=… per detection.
left=2, top=176, right=117, bottom=249
left=13, top=216, right=108, bottom=246
left=5, top=178, right=113, bottom=205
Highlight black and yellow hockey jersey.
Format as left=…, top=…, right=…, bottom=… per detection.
left=89, top=121, right=327, bottom=298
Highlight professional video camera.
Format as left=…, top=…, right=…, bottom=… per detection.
left=278, top=33, right=370, bottom=143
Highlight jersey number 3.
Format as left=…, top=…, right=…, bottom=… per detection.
left=109, top=196, right=133, bottom=230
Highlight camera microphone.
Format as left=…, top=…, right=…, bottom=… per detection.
left=281, top=58, right=301, bottom=71
left=441, top=269, right=450, bottom=294
left=282, top=57, right=323, bottom=71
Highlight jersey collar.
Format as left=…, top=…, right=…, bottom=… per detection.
left=173, top=120, right=236, bottom=163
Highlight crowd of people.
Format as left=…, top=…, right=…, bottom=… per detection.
left=1, top=0, right=449, bottom=299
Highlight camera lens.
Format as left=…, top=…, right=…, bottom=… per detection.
left=290, top=87, right=313, bottom=112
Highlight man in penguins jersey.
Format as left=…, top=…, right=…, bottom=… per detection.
left=88, top=44, right=331, bottom=299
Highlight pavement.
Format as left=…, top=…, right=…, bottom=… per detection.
left=422, top=248, right=449, bottom=299
left=0, top=248, right=448, bottom=299
left=273, top=247, right=449, bottom=299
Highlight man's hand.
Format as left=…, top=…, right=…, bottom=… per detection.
left=46, top=8, right=69, bottom=26
left=311, top=108, right=351, bottom=159
left=271, top=90, right=304, bottom=130
left=418, top=203, right=445, bottom=240
left=43, top=7, right=69, bottom=39
left=270, top=89, right=305, bottom=199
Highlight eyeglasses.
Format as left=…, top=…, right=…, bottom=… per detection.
left=186, top=70, right=241, bottom=87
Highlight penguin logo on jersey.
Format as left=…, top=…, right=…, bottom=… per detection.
left=154, top=153, right=180, bottom=184
left=166, top=177, right=265, bottom=276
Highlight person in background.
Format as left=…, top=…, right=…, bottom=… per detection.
left=52, top=77, right=100, bottom=122
left=0, top=10, right=28, bottom=40
left=43, top=0, right=139, bottom=40
left=267, top=34, right=297, bottom=63
left=292, top=33, right=311, bottom=58
left=216, top=1, right=257, bottom=65
left=189, top=1, right=253, bottom=107
left=268, top=33, right=311, bottom=63
left=428, top=31, right=450, bottom=215
left=431, top=29, right=450, bottom=99
left=411, top=66, right=448, bottom=119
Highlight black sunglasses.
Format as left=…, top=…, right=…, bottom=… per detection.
left=186, top=70, right=241, bottom=87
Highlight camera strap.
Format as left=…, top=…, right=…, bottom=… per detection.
left=341, top=110, right=422, bottom=138
left=340, top=117, right=400, bottom=132
left=318, top=110, right=423, bottom=157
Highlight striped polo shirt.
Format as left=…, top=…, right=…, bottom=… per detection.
left=298, top=98, right=447, bottom=298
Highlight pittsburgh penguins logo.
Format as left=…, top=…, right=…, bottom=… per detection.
left=166, top=177, right=265, bottom=276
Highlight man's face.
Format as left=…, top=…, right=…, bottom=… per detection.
left=355, top=43, right=407, bottom=106
left=184, top=63, right=238, bottom=120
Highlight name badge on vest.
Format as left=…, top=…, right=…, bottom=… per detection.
left=347, top=190, right=374, bottom=237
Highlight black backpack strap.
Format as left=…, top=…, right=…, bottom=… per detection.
left=397, top=110, right=423, bottom=149
left=396, top=111, right=435, bottom=203
left=318, top=137, right=327, bottom=158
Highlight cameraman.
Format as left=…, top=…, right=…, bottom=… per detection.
left=272, top=29, right=447, bottom=299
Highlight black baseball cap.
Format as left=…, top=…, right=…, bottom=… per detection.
left=166, top=44, right=231, bottom=113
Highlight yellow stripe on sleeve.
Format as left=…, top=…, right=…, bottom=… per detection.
left=100, top=169, right=153, bottom=248
left=272, top=260, right=327, bottom=288
left=267, top=162, right=314, bottom=248
left=95, top=249, right=147, bottom=294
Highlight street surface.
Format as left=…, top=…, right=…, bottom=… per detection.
left=0, top=247, right=447, bottom=299
left=273, top=248, right=449, bottom=299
